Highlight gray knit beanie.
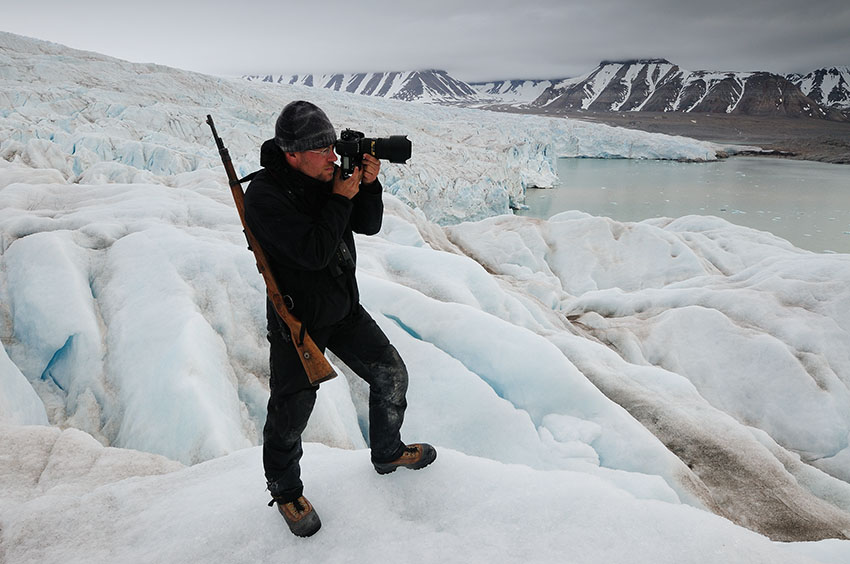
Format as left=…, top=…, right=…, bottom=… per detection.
left=274, top=100, right=336, bottom=152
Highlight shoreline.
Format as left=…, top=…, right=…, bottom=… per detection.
left=555, top=111, right=850, bottom=165
left=479, top=106, right=850, bottom=164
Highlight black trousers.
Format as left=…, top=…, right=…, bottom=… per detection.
left=263, top=304, right=408, bottom=502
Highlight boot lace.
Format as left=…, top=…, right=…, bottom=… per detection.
left=401, top=445, right=420, bottom=460
left=268, top=496, right=308, bottom=514
left=290, top=497, right=307, bottom=513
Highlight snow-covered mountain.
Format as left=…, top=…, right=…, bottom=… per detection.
left=531, top=59, right=830, bottom=118
left=790, top=66, right=850, bottom=110
left=243, top=69, right=479, bottom=104
left=469, top=78, right=566, bottom=104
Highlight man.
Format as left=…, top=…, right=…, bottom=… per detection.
left=244, top=100, right=436, bottom=538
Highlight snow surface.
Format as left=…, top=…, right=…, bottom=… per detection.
left=2, top=31, right=850, bottom=563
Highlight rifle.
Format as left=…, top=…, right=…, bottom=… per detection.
left=206, top=115, right=336, bottom=386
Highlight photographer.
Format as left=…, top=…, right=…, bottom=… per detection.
left=244, top=100, right=435, bottom=538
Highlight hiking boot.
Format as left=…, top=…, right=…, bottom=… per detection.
left=373, top=443, right=437, bottom=475
left=273, top=495, right=322, bottom=537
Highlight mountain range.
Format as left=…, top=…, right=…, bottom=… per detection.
left=246, top=61, right=850, bottom=120
left=522, top=59, right=846, bottom=119
left=244, top=69, right=478, bottom=104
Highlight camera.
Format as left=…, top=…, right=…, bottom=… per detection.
left=335, top=129, right=412, bottom=178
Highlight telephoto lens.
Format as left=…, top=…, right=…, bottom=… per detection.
left=370, top=136, right=411, bottom=163
left=337, top=129, right=412, bottom=178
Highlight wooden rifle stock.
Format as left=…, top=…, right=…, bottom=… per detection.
left=206, top=115, right=336, bottom=385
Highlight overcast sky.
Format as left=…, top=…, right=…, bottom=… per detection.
left=3, top=0, right=849, bottom=82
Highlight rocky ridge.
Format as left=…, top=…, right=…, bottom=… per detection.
left=244, top=69, right=478, bottom=103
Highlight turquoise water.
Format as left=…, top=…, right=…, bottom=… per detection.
left=517, top=156, right=850, bottom=254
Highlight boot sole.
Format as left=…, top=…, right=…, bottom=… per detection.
left=290, top=515, right=321, bottom=538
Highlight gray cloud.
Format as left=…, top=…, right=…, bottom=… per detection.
left=3, top=0, right=848, bottom=82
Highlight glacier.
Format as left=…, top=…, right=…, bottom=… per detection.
left=2, top=31, right=850, bottom=564
left=0, top=33, right=724, bottom=226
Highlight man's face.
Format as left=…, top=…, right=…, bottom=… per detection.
left=286, top=145, right=336, bottom=182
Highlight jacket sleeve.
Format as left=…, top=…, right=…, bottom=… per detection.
left=245, top=181, right=354, bottom=272
left=349, top=179, right=384, bottom=236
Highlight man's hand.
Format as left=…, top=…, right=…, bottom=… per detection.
left=361, top=154, right=381, bottom=185
left=332, top=165, right=362, bottom=199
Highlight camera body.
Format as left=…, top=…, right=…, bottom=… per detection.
left=335, top=129, right=412, bottom=178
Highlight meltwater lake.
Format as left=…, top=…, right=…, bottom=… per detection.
left=517, top=156, right=850, bottom=254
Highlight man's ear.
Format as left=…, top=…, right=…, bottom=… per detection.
left=284, top=151, right=299, bottom=167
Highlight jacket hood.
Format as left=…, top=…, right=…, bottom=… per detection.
left=260, top=138, right=285, bottom=169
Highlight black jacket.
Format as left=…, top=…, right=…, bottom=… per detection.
left=244, top=139, right=384, bottom=331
